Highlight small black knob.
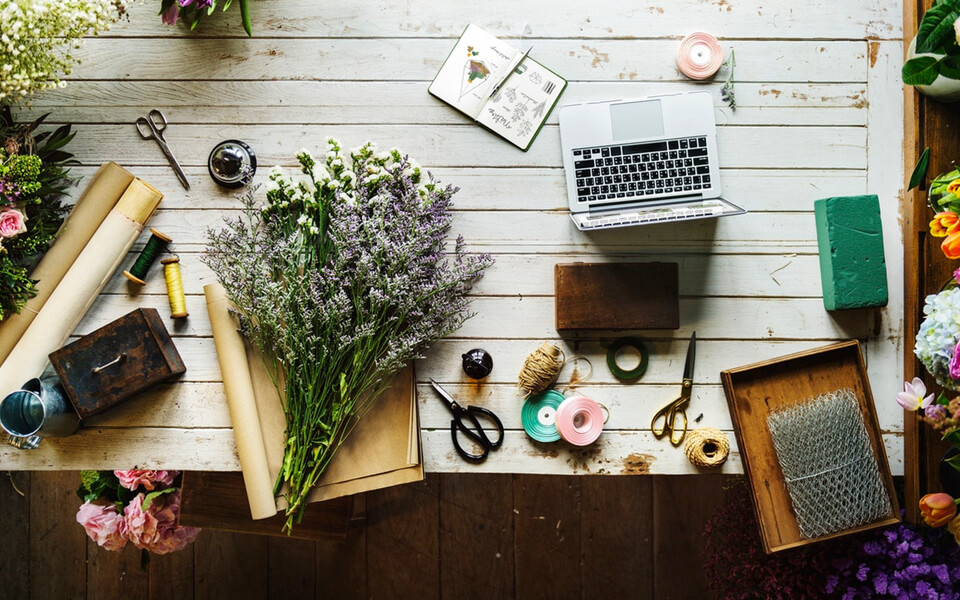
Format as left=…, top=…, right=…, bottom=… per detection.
left=461, top=348, right=493, bottom=379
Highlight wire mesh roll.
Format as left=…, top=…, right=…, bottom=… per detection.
left=767, top=389, right=891, bottom=539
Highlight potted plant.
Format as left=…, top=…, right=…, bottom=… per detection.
left=903, top=0, right=960, bottom=101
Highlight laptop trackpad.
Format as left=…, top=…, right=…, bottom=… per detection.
left=610, top=99, right=664, bottom=141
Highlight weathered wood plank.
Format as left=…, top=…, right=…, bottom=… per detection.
left=514, top=475, right=582, bottom=599
left=86, top=542, right=149, bottom=600
left=109, top=0, right=900, bottom=40
left=0, top=471, right=30, bottom=597
left=315, top=495, right=366, bottom=600
left=65, top=123, right=868, bottom=170
left=29, top=471, right=86, bottom=600
left=268, top=538, right=316, bottom=598
left=25, top=81, right=869, bottom=127
left=149, top=545, right=195, bottom=600
left=71, top=39, right=869, bottom=83
left=652, top=475, right=726, bottom=599
left=194, top=530, right=269, bottom=600
left=366, top=476, right=441, bottom=600
left=439, top=474, right=515, bottom=600
left=63, top=166, right=866, bottom=212
left=581, top=476, right=654, bottom=598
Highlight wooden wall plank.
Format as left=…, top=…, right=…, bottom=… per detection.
left=110, top=0, right=899, bottom=40
left=365, top=476, right=441, bottom=600
left=652, top=475, right=725, bottom=600
left=581, top=476, right=653, bottom=598
left=86, top=542, right=149, bottom=600
left=513, top=475, right=581, bottom=599
left=268, top=538, right=316, bottom=598
left=316, top=494, right=367, bottom=600
left=194, top=530, right=269, bottom=600
left=439, top=474, right=515, bottom=600
left=149, top=545, right=195, bottom=600
left=28, top=471, right=87, bottom=600
left=0, top=471, right=30, bottom=597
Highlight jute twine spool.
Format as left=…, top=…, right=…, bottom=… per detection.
left=517, top=342, right=564, bottom=397
left=683, top=427, right=730, bottom=469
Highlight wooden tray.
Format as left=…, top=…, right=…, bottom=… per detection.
left=720, top=340, right=900, bottom=553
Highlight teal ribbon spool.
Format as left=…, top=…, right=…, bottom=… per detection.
left=521, top=389, right=564, bottom=442
left=123, top=228, right=172, bottom=285
left=607, top=337, right=649, bottom=381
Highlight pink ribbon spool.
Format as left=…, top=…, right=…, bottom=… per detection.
left=555, top=395, right=605, bottom=446
left=676, top=32, right=724, bottom=80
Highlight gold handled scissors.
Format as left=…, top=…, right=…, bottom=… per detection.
left=651, top=331, right=695, bottom=446
left=136, top=109, right=190, bottom=190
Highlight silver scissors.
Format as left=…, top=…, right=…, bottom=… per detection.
left=136, top=110, right=190, bottom=190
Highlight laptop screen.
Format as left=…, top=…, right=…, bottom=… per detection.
left=610, top=100, right=664, bottom=141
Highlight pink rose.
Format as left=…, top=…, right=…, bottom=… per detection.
left=0, top=208, right=26, bottom=239
left=120, top=490, right=199, bottom=554
left=114, top=469, right=178, bottom=491
left=76, top=501, right=127, bottom=551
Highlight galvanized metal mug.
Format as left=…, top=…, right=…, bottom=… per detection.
left=0, top=374, right=80, bottom=449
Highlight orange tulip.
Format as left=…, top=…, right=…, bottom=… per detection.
left=931, top=212, right=960, bottom=237
left=944, top=232, right=960, bottom=260
left=920, top=492, right=958, bottom=527
left=949, top=180, right=960, bottom=194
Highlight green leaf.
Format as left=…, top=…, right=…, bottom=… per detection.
left=909, top=147, right=931, bottom=190
left=945, top=451, right=960, bottom=471
left=141, top=487, right=176, bottom=511
left=240, top=0, right=252, bottom=37
left=939, top=391, right=952, bottom=406
left=938, top=191, right=958, bottom=207
left=917, top=1, right=960, bottom=53
left=903, top=56, right=942, bottom=86
left=940, top=55, right=960, bottom=80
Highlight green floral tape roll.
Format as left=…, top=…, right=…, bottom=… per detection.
left=606, top=338, right=649, bottom=381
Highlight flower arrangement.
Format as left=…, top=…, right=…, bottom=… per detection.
left=928, top=167, right=960, bottom=259
left=0, top=0, right=126, bottom=105
left=204, top=139, right=493, bottom=531
left=902, top=1, right=960, bottom=90
left=704, top=482, right=960, bottom=600
left=76, top=470, right=200, bottom=554
left=0, top=107, right=74, bottom=320
left=159, top=0, right=252, bottom=36
left=915, top=273, right=960, bottom=390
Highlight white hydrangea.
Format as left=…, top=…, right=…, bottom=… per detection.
left=916, top=286, right=960, bottom=390
left=0, top=0, right=125, bottom=104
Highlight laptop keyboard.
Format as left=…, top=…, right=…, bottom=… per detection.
left=573, top=136, right=712, bottom=203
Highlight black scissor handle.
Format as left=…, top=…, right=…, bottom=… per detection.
left=450, top=405, right=505, bottom=462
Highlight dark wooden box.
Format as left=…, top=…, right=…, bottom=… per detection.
left=720, top=340, right=900, bottom=553
left=554, top=262, right=679, bottom=331
left=49, top=308, right=185, bottom=419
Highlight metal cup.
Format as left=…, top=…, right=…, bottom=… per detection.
left=0, top=374, right=80, bottom=449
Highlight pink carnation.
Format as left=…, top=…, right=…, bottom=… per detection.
left=0, top=208, right=27, bottom=239
left=76, top=501, right=127, bottom=551
left=114, top=469, right=178, bottom=491
left=120, top=490, right=199, bottom=555
left=951, top=340, right=960, bottom=381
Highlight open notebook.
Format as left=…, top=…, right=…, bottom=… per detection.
left=429, top=24, right=567, bottom=151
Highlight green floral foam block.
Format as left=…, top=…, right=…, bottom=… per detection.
left=814, top=194, right=888, bottom=311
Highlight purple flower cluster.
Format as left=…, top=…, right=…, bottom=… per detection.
left=705, top=482, right=960, bottom=600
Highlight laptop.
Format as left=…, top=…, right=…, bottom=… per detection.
left=559, top=91, right=745, bottom=230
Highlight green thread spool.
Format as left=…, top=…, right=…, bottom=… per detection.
left=606, top=337, right=649, bottom=381
left=123, top=228, right=172, bottom=285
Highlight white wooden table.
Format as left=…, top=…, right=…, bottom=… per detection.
left=1, top=0, right=905, bottom=475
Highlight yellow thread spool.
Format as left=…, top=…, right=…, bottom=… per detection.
left=161, top=257, right=189, bottom=319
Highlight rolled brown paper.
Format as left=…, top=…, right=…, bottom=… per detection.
left=204, top=283, right=279, bottom=520
left=0, top=178, right=163, bottom=396
left=0, top=162, right=134, bottom=364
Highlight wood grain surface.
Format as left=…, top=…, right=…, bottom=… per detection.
left=1, top=0, right=904, bottom=476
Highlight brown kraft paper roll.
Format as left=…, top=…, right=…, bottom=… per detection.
left=0, top=162, right=135, bottom=364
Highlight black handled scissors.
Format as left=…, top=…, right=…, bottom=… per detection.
left=135, top=109, right=190, bottom=190
left=651, top=332, right=696, bottom=446
left=429, top=378, right=504, bottom=462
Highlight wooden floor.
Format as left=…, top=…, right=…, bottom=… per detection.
left=1, top=472, right=727, bottom=599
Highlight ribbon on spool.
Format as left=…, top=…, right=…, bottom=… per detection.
left=683, top=427, right=730, bottom=468
left=676, top=32, right=724, bottom=80
left=521, top=389, right=564, bottom=443
left=555, top=395, right=606, bottom=446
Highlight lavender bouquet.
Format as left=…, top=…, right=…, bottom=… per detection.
left=205, top=139, right=492, bottom=531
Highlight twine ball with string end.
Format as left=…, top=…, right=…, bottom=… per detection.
left=517, top=342, right=564, bottom=398
left=683, top=427, right=730, bottom=469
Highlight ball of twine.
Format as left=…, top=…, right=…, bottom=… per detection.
left=517, top=342, right=564, bottom=397
left=683, top=427, right=730, bottom=469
